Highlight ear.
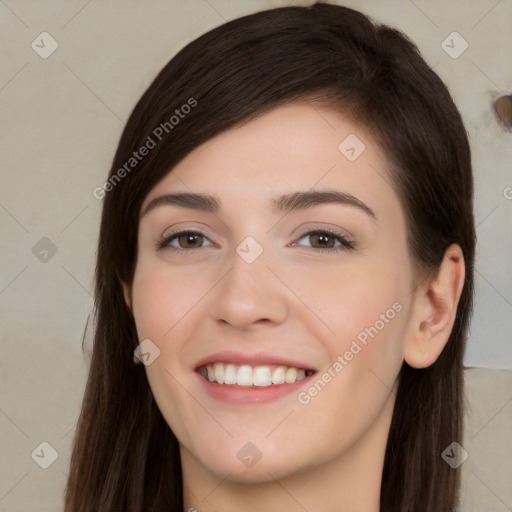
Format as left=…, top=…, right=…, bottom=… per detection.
left=120, top=280, right=133, bottom=312
left=404, top=244, right=465, bottom=369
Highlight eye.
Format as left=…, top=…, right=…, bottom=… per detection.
left=157, top=229, right=213, bottom=252
left=157, top=228, right=355, bottom=254
left=293, top=229, right=355, bottom=252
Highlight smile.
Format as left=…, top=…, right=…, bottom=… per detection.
left=198, top=362, right=315, bottom=387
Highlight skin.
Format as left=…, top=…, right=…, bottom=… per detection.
left=122, top=102, right=465, bottom=511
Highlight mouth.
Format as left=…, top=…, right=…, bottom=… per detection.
left=197, top=362, right=316, bottom=387
left=193, top=351, right=318, bottom=404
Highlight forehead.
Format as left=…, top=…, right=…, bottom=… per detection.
left=141, top=102, right=400, bottom=222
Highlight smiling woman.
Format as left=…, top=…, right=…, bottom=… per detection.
left=64, top=2, right=475, bottom=511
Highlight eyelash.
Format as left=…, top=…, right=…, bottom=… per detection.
left=157, top=228, right=356, bottom=254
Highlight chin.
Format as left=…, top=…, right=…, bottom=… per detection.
left=205, top=456, right=302, bottom=484
left=188, top=439, right=308, bottom=484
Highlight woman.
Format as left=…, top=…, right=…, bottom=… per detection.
left=65, top=2, right=475, bottom=511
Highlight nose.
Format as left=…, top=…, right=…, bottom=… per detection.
left=207, top=247, right=289, bottom=330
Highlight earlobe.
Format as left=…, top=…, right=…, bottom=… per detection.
left=404, top=244, right=465, bottom=369
left=121, top=280, right=133, bottom=312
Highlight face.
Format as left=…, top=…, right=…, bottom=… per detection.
left=126, top=102, right=418, bottom=484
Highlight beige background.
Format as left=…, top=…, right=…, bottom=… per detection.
left=1, top=0, right=511, bottom=510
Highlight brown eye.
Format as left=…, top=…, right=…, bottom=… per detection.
left=157, top=230, right=213, bottom=251
left=176, top=233, right=204, bottom=249
left=295, top=230, right=355, bottom=251
left=308, top=232, right=336, bottom=249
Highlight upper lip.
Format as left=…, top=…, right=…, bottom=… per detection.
left=194, top=350, right=316, bottom=372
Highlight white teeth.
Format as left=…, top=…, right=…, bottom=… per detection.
left=213, top=362, right=224, bottom=383
left=202, top=362, right=313, bottom=386
left=285, top=367, right=297, bottom=383
left=272, top=366, right=286, bottom=384
left=224, top=364, right=237, bottom=384
left=253, top=366, right=272, bottom=386
left=237, top=365, right=253, bottom=386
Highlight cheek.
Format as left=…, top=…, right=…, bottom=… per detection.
left=129, top=261, right=209, bottom=448
left=130, top=259, right=212, bottom=340
left=285, top=249, right=409, bottom=403
left=293, top=277, right=407, bottom=464
left=285, top=249, right=409, bottom=347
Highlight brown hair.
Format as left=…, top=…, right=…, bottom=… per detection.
left=64, top=2, right=475, bottom=510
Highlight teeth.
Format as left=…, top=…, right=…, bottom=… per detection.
left=237, top=365, right=253, bottom=386
left=272, top=366, right=286, bottom=384
left=224, top=364, right=237, bottom=385
left=213, top=362, right=224, bottom=383
left=202, top=362, right=313, bottom=386
left=285, top=367, right=297, bottom=383
left=253, top=366, right=272, bottom=386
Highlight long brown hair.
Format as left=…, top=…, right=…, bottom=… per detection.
left=64, top=2, right=476, bottom=510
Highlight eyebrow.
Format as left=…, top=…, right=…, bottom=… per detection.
left=141, top=189, right=377, bottom=221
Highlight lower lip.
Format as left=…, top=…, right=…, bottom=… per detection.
left=195, top=372, right=316, bottom=404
